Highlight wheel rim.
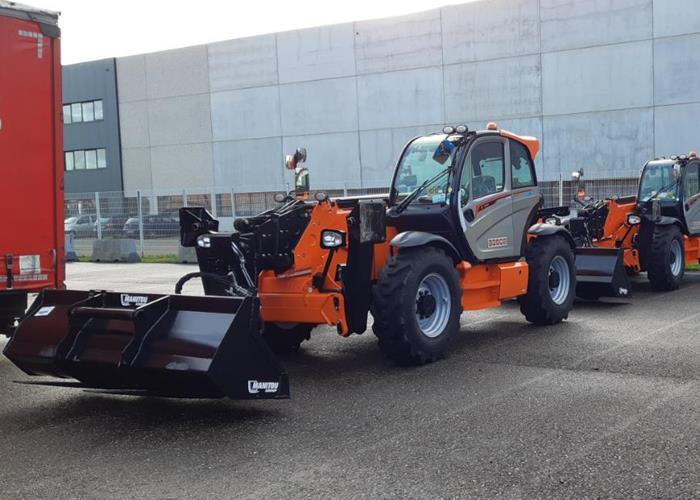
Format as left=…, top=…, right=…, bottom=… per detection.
left=415, top=273, right=451, bottom=338
left=670, top=239, right=682, bottom=276
left=548, top=255, right=571, bottom=305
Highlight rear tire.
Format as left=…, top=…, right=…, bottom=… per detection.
left=371, top=246, right=462, bottom=365
left=262, top=323, right=312, bottom=354
left=647, top=224, right=684, bottom=291
left=519, top=236, right=576, bottom=325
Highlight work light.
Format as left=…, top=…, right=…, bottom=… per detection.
left=321, top=230, right=345, bottom=249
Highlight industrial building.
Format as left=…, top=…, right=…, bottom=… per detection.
left=62, top=0, right=700, bottom=198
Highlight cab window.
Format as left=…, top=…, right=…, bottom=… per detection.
left=684, top=163, right=700, bottom=199
left=510, top=141, right=536, bottom=188
left=470, top=142, right=504, bottom=199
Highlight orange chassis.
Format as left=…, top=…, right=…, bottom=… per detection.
left=258, top=200, right=529, bottom=336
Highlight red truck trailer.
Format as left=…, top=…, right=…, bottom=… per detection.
left=0, top=2, right=64, bottom=335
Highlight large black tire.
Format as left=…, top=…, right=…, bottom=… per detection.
left=647, top=224, right=684, bottom=291
left=262, top=323, right=313, bottom=354
left=519, top=236, right=576, bottom=325
left=371, top=246, right=462, bottom=365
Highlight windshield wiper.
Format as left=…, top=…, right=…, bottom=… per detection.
left=394, top=167, right=451, bottom=214
left=645, top=178, right=679, bottom=202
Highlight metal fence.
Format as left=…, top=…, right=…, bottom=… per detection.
left=64, top=176, right=640, bottom=258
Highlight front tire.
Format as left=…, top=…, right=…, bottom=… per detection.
left=519, top=236, right=576, bottom=325
left=647, top=224, right=684, bottom=291
left=262, top=323, right=312, bottom=354
left=371, top=246, right=462, bottom=365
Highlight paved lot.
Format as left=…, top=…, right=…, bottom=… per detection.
left=1, top=263, right=698, bottom=499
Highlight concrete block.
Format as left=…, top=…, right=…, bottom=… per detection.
left=64, top=233, right=78, bottom=262
left=148, top=94, right=212, bottom=146
left=116, top=55, right=147, bottom=103
left=280, top=77, right=358, bottom=136
left=178, top=245, right=197, bottom=264
left=91, top=239, right=141, bottom=263
left=208, top=34, right=278, bottom=92
left=357, top=67, right=443, bottom=130
left=354, top=9, right=442, bottom=74
left=145, top=45, right=210, bottom=99
left=444, top=55, right=541, bottom=123
left=542, top=108, right=653, bottom=181
left=283, top=132, right=362, bottom=189
left=542, top=41, right=653, bottom=115
left=359, top=125, right=441, bottom=188
left=540, top=0, right=651, bottom=52
left=655, top=103, right=700, bottom=158
left=213, top=137, right=285, bottom=192
left=210, top=86, right=281, bottom=141
left=121, top=148, right=153, bottom=191
left=654, top=34, right=700, bottom=106
left=277, top=24, right=355, bottom=83
left=442, top=0, right=540, bottom=64
left=150, top=143, right=214, bottom=191
left=118, top=101, right=150, bottom=148
left=653, top=0, right=700, bottom=38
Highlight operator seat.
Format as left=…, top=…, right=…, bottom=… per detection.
left=472, top=176, right=496, bottom=199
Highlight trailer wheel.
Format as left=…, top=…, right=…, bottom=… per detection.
left=647, top=224, right=684, bottom=291
left=262, top=323, right=312, bottom=354
left=519, top=236, right=575, bottom=325
left=371, top=246, right=462, bottom=365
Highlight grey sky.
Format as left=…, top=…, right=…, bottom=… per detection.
left=31, top=0, right=475, bottom=64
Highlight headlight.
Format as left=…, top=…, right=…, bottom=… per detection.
left=321, top=230, right=345, bottom=249
left=545, top=217, right=558, bottom=225
left=197, top=235, right=212, bottom=248
left=627, top=214, right=641, bottom=225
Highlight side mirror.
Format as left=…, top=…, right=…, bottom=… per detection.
left=571, top=168, right=584, bottom=181
left=433, top=139, right=455, bottom=165
left=285, top=148, right=307, bottom=170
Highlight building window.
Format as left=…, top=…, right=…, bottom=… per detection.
left=64, top=148, right=107, bottom=171
left=62, top=99, right=104, bottom=124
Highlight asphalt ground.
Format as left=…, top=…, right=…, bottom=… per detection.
left=0, top=263, right=698, bottom=499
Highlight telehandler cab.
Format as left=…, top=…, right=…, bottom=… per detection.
left=5, top=124, right=609, bottom=400
left=549, top=153, right=700, bottom=299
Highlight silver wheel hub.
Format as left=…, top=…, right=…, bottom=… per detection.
left=548, top=255, right=571, bottom=305
left=415, top=273, right=451, bottom=338
left=670, top=239, right=682, bottom=276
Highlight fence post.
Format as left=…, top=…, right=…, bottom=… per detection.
left=211, top=189, right=217, bottom=218
left=95, top=192, right=102, bottom=240
left=230, top=188, right=237, bottom=223
left=558, top=173, right=564, bottom=207
left=343, top=183, right=348, bottom=197
left=137, top=190, right=145, bottom=257
left=182, top=189, right=188, bottom=208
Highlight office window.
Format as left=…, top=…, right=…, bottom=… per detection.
left=63, top=104, right=72, bottom=124
left=82, top=101, right=95, bottom=122
left=74, top=150, right=86, bottom=170
left=85, top=149, right=97, bottom=169
left=97, top=148, right=107, bottom=169
left=94, top=100, right=104, bottom=120
left=70, top=103, right=82, bottom=123
left=65, top=151, right=74, bottom=171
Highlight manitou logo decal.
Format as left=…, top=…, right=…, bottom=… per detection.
left=248, top=380, right=279, bottom=394
left=120, top=294, right=149, bottom=307
left=487, top=237, right=508, bottom=248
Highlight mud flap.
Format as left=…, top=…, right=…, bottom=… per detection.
left=3, top=290, right=289, bottom=399
left=575, top=247, right=630, bottom=299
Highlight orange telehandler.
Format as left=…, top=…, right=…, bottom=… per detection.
left=5, top=124, right=614, bottom=400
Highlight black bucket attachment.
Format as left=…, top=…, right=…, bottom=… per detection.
left=3, top=290, right=289, bottom=399
left=575, top=247, right=631, bottom=299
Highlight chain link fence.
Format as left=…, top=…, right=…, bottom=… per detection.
left=64, top=177, right=639, bottom=259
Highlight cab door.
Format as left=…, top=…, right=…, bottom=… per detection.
left=509, top=139, right=540, bottom=253
left=682, top=160, right=700, bottom=235
left=457, top=137, right=517, bottom=261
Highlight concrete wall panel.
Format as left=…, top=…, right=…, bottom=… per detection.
left=121, top=148, right=152, bottom=191
left=654, top=34, right=700, bottom=106
left=354, top=10, right=442, bottom=74
left=148, top=94, right=212, bottom=147
left=540, top=0, right=651, bottom=52
left=359, top=125, right=440, bottom=188
left=444, top=55, right=541, bottom=123
left=210, top=86, right=280, bottom=141
left=655, top=103, right=700, bottom=158
left=280, top=78, right=358, bottom=136
left=442, top=0, right=540, bottom=64
left=116, top=55, right=146, bottom=103
left=277, top=24, right=355, bottom=83
left=150, top=143, right=214, bottom=190
left=542, top=108, right=653, bottom=181
left=145, top=46, right=209, bottom=100
left=653, top=0, right=700, bottom=38
left=213, top=138, right=285, bottom=191
left=283, top=132, right=362, bottom=188
left=208, top=35, right=278, bottom=92
left=118, top=102, right=149, bottom=148
left=542, top=41, right=653, bottom=115
left=357, top=67, right=443, bottom=130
